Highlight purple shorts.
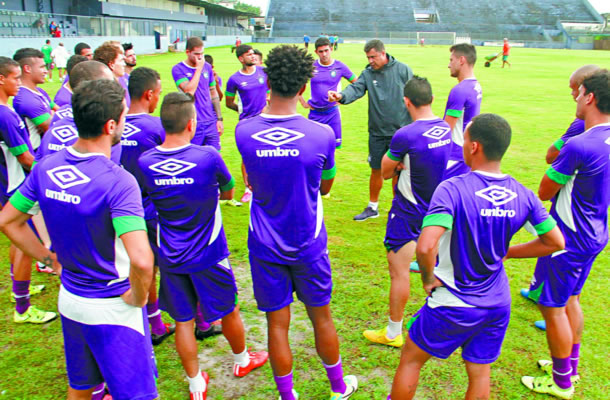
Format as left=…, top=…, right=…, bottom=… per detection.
left=58, top=286, right=158, bottom=400
left=250, top=253, right=332, bottom=312
left=384, top=205, right=422, bottom=253
left=443, top=159, right=470, bottom=180
left=408, top=302, right=511, bottom=364
left=158, top=258, right=237, bottom=322
left=145, top=218, right=159, bottom=265
left=529, top=250, right=598, bottom=307
left=194, top=120, right=220, bottom=150
left=309, top=106, right=342, bottom=148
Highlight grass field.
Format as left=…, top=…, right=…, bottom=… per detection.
left=0, top=43, right=609, bottom=400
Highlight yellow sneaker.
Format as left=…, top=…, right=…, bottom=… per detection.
left=362, top=326, right=403, bottom=348
left=521, top=374, right=574, bottom=399
left=14, top=305, right=57, bottom=324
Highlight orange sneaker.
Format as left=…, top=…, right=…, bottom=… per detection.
left=233, top=350, right=269, bottom=377
left=189, top=371, right=210, bottom=400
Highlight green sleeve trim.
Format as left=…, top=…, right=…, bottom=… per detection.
left=348, top=74, right=356, bottom=82
left=533, top=216, right=557, bottom=235
left=49, top=101, right=56, bottom=109
left=9, top=190, right=35, bottom=213
left=422, top=213, right=453, bottom=229
left=546, top=167, right=572, bottom=185
left=175, top=77, right=189, bottom=87
left=31, top=113, right=51, bottom=126
left=31, top=160, right=37, bottom=169
left=386, top=150, right=401, bottom=162
left=220, top=177, right=235, bottom=192
left=445, top=109, right=463, bottom=118
left=9, top=143, right=28, bottom=156
left=321, top=165, right=337, bottom=180
left=209, top=81, right=216, bottom=87
left=112, top=215, right=146, bottom=236
left=553, top=139, right=565, bottom=151
left=224, top=90, right=236, bottom=97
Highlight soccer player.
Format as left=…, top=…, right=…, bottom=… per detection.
left=299, top=37, right=355, bottom=149
left=204, top=54, right=224, bottom=102
left=253, top=49, right=264, bottom=66
left=41, top=39, right=53, bottom=82
left=363, top=77, right=451, bottom=347
left=12, top=48, right=58, bottom=152
left=74, top=42, right=93, bottom=59
left=122, top=43, right=137, bottom=75
left=138, top=92, right=268, bottom=399
left=443, top=43, right=482, bottom=180
left=94, top=41, right=130, bottom=107
left=51, top=43, right=69, bottom=80
left=304, top=34, right=310, bottom=49
left=53, top=54, right=87, bottom=108
left=0, top=78, right=158, bottom=400
left=236, top=45, right=358, bottom=400
left=0, top=56, right=54, bottom=324
left=172, top=36, right=223, bottom=149
left=502, top=38, right=511, bottom=68
left=389, top=114, right=564, bottom=400
left=521, top=69, right=610, bottom=399
left=328, top=39, right=413, bottom=221
left=225, top=45, right=268, bottom=121
left=119, top=66, right=175, bottom=345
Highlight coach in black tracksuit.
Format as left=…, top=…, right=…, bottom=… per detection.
left=328, top=39, right=413, bottom=221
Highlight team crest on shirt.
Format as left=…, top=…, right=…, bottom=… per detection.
left=422, top=126, right=451, bottom=149
left=56, top=107, right=73, bottom=120
left=149, top=158, right=196, bottom=185
left=475, top=185, right=517, bottom=217
left=605, top=137, right=610, bottom=145
left=252, top=127, right=304, bottom=157
left=121, top=123, right=141, bottom=146
left=46, top=165, right=91, bottom=204
left=203, top=72, right=209, bottom=79
left=258, top=77, right=264, bottom=84
left=331, top=70, right=337, bottom=77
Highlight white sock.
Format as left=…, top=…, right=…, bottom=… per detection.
left=386, top=317, right=403, bottom=339
left=187, top=370, right=207, bottom=392
left=245, top=187, right=252, bottom=194
left=368, top=201, right=379, bottom=211
left=233, top=347, right=250, bottom=368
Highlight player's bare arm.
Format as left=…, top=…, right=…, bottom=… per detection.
left=505, top=226, right=564, bottom=260
left=210, top=88, right=224, bottom=135
left=119, top=229, right=154, bottom=308
left=538, top=174, right=563, bottom=201
left=16, top=151, right=34, bottom=171
left=416, top=225, right=446, bottom=295
left=545, top=145, right=560, bottom=164
left=179, top=57, right=205, bottom=95
left=225, top=94, right=239, bottom=112
left=444, top=115, right=459, bottom=130
left=381, top=154, right=403, bottom=180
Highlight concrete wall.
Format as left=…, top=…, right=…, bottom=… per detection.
left=173, top=35, right=253, bottom=50
left=0, top=35, right=170, bottom=58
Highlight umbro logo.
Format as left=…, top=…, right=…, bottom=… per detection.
left=422, top=126, right=450, bottom=140
left=149, top=158, right=196, bottom=176
left=51, top=126, right=78, bottom=144
left=240, top=82, right=248, bottom=87
left=605, top=137, right=610, bottom=145
left=252, top=128, right=304, bottom=146
left=56, top=107, right=73, bottom=120
left=122, top=123, right=141, bottom=138
left=47, top=165, right=91, bottom=189
left=476, top=185, right=517, bottom=217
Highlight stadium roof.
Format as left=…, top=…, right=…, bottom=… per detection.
left=185, top=1, right=259, bottom=17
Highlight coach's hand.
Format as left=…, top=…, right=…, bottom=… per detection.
left=217, top=120, right=224, bottom=136
left=328, top=91, right=342, bottom=102
left=422, top=276, right=444, bottom=296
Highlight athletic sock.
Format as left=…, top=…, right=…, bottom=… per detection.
left=233, top=347, right=250, bottom=368
left=146, top=301, right=166, bottom=335
left=10, top=263, right=13, bottom=279
left=195, top=304, right=210, bottom=331
left=13, top=280, right=30, bottom=314
left=570, top=343, right=580, bottom=376
left=187, top=370, right=207, bottom=392
left=386, top=317, right=403, bottom=339
left=368, top=201, right=379, bottom=211
left=551, top=356, right=573, bottom=389
left=323, top=357, right=347, bottom=394
left=274, top=371, right=296, bottom=400
left=91, top=383, right=106, bottom=400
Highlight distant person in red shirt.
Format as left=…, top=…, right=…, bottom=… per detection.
left=232, top=37, right=242, bottom=53
left=502, top=38, right=511, bottom=68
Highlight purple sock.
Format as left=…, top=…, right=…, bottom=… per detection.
left=570, top=343, right=580, bottom=376
left=146, top=301, right=166, bottom=335
left=10, top=263, right=14, bottom=279
left=195, top=304, right=210, bottom=330
left=91, top=383, right=106, bottom=400
left=13, top=280, right=30, bottom=314
left=551, top=356, right=573, bottom=389
left=274, top=371, right=295, bottom=400
left=323, top=357, right=347, bottom=394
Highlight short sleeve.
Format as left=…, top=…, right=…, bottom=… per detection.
left=321, top=127, right=336, bottom=180
left=108, top=171, right=146, bottom=236
left=387, top=128, right=410, bottom=162
left=9, top=172, right=38, bottom=213
left=213, top=150, right=234, bottom=191
left=225, top=75, right=238, bottom=97
left=422, top=181, right=456, bottom=229
left=341, top=63, right=355, bottom=81
left=526, top=189, right=556, bottom=235
left=558, top=118, right=585, bottom=146
left=445, top=86, right=466, bottom=118
left=207, top=64, right=216, bottom=87
left=546, top=139, right=581, bottom=185
left=0, top=111, right=29, bottom=156
left=172, top=64, right=190, bottom=88
left=16, top=94, right=51, bottom=126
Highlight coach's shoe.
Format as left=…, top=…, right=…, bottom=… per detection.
left=278, top=389, right=299, bottom=400
left=538, top=360, right=581, bottom=385
left=226, top=199, right=242, bottom=207
left=409, top=261, right=420, bottom=273
left=14, top=305, right=57, bottom=324
left=151, top=323, right=175, bottom=346
left=353, top=207, right=379, bottom=221
left=234, top=350, right=269, bottom=377
left=10, top=284, right=45, bottom=303
left=521, top=375, right=574, bottom=399
left=36, top=262, right=56, bottom=274
left=195, top=321, right=223, bottom=340
left=189, top=371, right=210, bottom=400
left=330, top=375, right=358, bottom=399
left=535, top=320, right=547, bottom=331
left=240, top=190, right=252, bottom=203
left=520, top=288, right=530, bottom=299
left=322, top=192, right=331, bottom=199
left=363, top=327, right=403, bottom=348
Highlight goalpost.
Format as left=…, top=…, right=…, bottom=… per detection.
left=417, top=31, right=456, bottom=45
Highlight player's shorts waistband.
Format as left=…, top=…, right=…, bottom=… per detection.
left=310, top=105, right=339, bottom=114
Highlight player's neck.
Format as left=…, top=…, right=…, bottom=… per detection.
left=185, top=58, right=196, bottom=68
left=72, top=137, right=112, bottom=158
left=319, top=58, right=334, bottom=66
left=161, top=133, right=191, bottom=149
left=267, top=94, right=298, bottom=115
left=0, top=91, right=9, bottom=105
left=457, top=68, right=474, bottom=82
left=241, top=64, right=255, bottom=74
left=409, top=105, right=435, bottom=121
left=128, top=101, right=149, bottom=115
left=584, top=112, right=610, bottom=131
left=125, top=66, right=133, bottom=75
left=470, top=159, right=502, bottom=174
left=21, top=79, right=38, bottom=91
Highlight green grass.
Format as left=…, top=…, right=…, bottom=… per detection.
left=0, top=44, right=609, bottom=399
